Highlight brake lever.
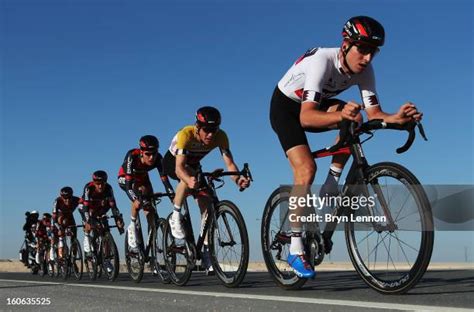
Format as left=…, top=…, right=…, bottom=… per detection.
left=239, top=163, right=252, bottom=192
left=416, top=121, right=428, bottom=141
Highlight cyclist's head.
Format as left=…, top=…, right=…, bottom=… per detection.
left=196, top=106, right=221, bottom=129
left=30, top=210, right=39, bottom=216
left=92, top=170, right=108, bottom=183
left=139, top=135, right=159, bottom=152
left=42, top=212, right=52, bottom=220
left=340, top=16, right=384, bottom=74
left=139, top=135, right=159, bottom=165
left=195, top=106, right=221, bottom=145
left=342, top=16, right=385, bottom=47
left=60, top=186, right=73, bottom=199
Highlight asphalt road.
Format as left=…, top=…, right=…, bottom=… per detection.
left=0, top=270, right=473, bottom=311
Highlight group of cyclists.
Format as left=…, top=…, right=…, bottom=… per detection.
left=20, top=106, right=251, bottom=277
left=20, top=16, right=424, bottom=286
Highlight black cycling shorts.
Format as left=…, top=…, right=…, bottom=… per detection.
left=269, top=86, right=345, bottom=154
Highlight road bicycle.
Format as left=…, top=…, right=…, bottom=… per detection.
left=57, top=224, right=83, bottom=280
left=124, top=192, right=173, bottom=283
left=163, top=164, right=252, bottom=287
left=261, top=120, right=434, bottom=294
left=84, top=215, right=122, bottom=281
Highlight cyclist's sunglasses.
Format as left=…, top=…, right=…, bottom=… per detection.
left=93, top=179, right=105, bottom=185
left=143, top=151, right=157, bottom=157
left=61, top=194, right=72, bottom=199
left=354, top=43, right=379, bottom=56
left=202, top=126, right=219, bottom=134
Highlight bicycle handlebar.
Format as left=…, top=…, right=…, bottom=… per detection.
left=199, top=163, right=253, bottom=192
left=329, top=119, right=427, bottom=154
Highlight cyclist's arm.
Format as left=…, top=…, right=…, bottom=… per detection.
left=175, top=154, right=193, bottom=183
left=218, top=132, right=240, bottom=184
left=123, top=151, right=139, bottom=201
left=366, top=105, right=419, bottom=124
left=299, top=58, right=343, bottom=128
left=52, top=198, right=59, bottom=226
left=221, top=150, right=240, bottom=184
left=80, top=186, right=91, bottom=222
left=106, top=186, right=121, bottom=218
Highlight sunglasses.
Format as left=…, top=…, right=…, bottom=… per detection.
left=93, top=180, right=105, bottom=185
left=143, top=151, right=157, bottom=157
left=202, top=127, right=219, bottom=134
left=354, top=43, right=379, bottom=56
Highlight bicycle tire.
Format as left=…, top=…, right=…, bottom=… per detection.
left=102, top=232, right=120, bottom=281
left=209, top=200, right=249, bottom=288
left=345, top=162, right=434, bottom=294
left=152, top=218, right=171, bottom=284
left=71, top=238, right=83, bottom=280
left=163, top=214, right=193, bottom=286
left=125, top=231, right=145, bottom=283
left=60, top=243, right=69, bottom=280
left=261, top=186, right=307, bottom=290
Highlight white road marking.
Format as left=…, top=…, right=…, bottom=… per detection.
left=0, top=278, right=471, bottom=312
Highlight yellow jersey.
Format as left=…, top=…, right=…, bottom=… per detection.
left=168, top=125, right=230, bottom=164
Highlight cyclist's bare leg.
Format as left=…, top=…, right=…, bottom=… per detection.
left=286, top=145, right=315, bottom=255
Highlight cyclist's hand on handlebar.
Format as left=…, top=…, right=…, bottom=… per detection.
left=341, top=101, right=362, bottom=122
left=397, top=102, right=423, bottom=123
left=236, top=176, right=250, bottom=190
left=187, top=176, right=199, bottom=189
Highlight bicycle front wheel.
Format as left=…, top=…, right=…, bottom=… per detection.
left=101, top=232, right=120, bottom=281
left=163, top=214, right=193, bottom=286
left=152, top=218, right=170, bottom=283
left=345, top=162, right=434, bottom=294
left=70, top=238, right=83, bottom=280
left=209, top=200, right=249, bottom=288
left=261, top=186, right=307, bottom=290
left=124, top=231, right=145, bottom=283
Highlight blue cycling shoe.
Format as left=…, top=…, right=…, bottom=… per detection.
left=287, top=253, right=316, bottom=279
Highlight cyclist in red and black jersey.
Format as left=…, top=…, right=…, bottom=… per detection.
left=79, top=170, right=124, bottom=255
left=34, top=213, right=56, bottom=264
left=52, top=186, right=80, bottom=259
left=118, top=135, right=174, bottom=251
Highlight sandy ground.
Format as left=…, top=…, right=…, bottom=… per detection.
left=1, top=259, right=473, bottom=273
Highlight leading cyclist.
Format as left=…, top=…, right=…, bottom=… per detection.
left=269, top=16, right=423, bottom=278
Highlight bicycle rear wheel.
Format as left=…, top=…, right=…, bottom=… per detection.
left=125, top=231, right=145, bottom=283
left=209, top=200, right=249, bottom=288
left=345, top=162, right=434, bottom=294
left=71, top=238, right=83, bottom=280
left=163, top=214, right=193, bottom=286
left=101, top=232, right=120, bottom=281
left=261, top=186, right=307, bottom=290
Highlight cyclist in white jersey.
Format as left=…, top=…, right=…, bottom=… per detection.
left=269, top=16, right=423, bottom=278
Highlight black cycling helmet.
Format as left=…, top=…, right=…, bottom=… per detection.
left=139, top=135, right=159, bottom=151
left=92, top=170, right=108, bottom=183
left=342, top=16, right=385, bottom=47
left=43, top=212, right=52, bottom=219
left=196, top=106, right=221, bottom=128
left=60, top=186, right=73, bottom=198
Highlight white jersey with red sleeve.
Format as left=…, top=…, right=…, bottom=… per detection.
left=277, top=47, right=380, bottom=109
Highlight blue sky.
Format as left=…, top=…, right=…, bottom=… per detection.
left=1, top=0, right=473, bottom=261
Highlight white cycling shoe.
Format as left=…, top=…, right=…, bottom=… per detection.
left=169, top=216, right=185, bottom=240
left=127, top=224, right=138, bottom=252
